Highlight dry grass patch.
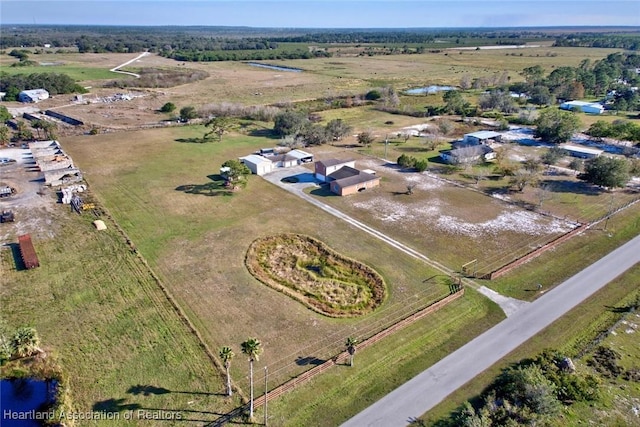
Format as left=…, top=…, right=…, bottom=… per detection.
left=246, top=234, right=386, bottom=317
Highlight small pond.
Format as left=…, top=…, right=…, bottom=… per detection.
left=1, top=378, right=58, bottom=426
left=246, top=62, right=303, bottom=72
left=405, top=85, right=456, bottom=95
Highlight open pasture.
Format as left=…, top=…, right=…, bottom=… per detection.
left=304, top=143, right=578, bottom=276
left=2, top=46, right=623, bottom=131
left=61, top=125, right=459, bottom=393
left=0, top=209, right=234, bottom=426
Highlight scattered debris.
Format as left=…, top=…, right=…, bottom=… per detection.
left=93, top=220, right=107, bottom=231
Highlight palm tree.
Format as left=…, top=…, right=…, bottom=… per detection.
left=12, top=327, right=40, bottom=358
left=219, top=346, right=235, bottom=397
left=345, top=337, right=358, bottom=367
left=241, top=338, right=263, bottom=420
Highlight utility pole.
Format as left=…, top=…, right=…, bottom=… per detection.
left=384, top=134, right=388, bottom=160
left=604, top=192, right=614, bottom=231
left=264, top=366, right=268, bottom=426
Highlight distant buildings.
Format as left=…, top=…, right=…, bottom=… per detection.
left=559, top=101, right=604, bottom=115
left=18, top=89, right=50, bottom=103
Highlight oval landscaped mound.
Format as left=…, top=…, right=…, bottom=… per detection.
left=245, top=234, right=386, bottom=317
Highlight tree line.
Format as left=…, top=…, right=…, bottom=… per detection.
left=0, top=71, right=86, bottom=101
left=554, top=33, right=640, bottom=50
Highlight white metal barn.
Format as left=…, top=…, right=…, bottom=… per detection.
left=240, top=154, right=274, bottom=176
left=18, top=89, right=50, bottom=103
left=559, top=101, right=604, bottom=114
left=559, top=144, right=604, bottom=159
left=463, top=131, right=502, bottom=145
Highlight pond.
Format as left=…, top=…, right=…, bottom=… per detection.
left=245, top=62, right=303, bottom=72
left=405, top=85, right=456, bottom=95
left=0, top=378, right=58, bottom=427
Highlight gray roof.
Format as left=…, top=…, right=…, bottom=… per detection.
left=334, top=171, right=379, bottom=188
left=287, top=149, right=313, bottom=160
left=465, top=130, right=502, bottom=140
left=240, top=154, right=271, bottom=165
left=444, top=145, right=493, bottom=159
left=328, top=166, right=360, bottom=181
left=318, top=158, right=354, bottom=168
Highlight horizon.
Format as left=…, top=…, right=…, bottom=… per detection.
left=2, top=23, right=640, bottom=30
left=1, top=1, right=639, bottom=28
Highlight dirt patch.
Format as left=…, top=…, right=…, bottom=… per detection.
left=245, top=233, right=386, bottom=317
left=0, top=148, right=60, bottom=242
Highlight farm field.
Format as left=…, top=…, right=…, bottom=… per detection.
left=0, top=208, right=236, bottom=426
left=3, top=34, right=640, bottom=427
left=300, top=141, right=619, bottom=277
left=0, top=46, right=626, bottom=132
left=60, top=125, right=460, bottom=393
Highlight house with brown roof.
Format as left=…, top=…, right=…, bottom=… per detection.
left=315, top=159, right=380, bottom=196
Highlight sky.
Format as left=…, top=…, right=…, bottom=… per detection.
left=1, top=0, right=639, bottom=28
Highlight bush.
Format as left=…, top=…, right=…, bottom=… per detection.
left=365, top=90, right=381, bottom=101
left=160, top=102, right=176, bottom=113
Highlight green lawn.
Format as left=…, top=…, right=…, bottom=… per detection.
left=267, top=289, right=504, bottom=426
left=0, top=64, right=120, bottom=81
left=422, top=263, right=640, bottom=426
left=62, top=125, right=454, bottom=394
left=0, top=210, right=238, bottom=426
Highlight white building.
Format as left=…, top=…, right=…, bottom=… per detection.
left=239, top=154, right=274, bottom=176
left=463, top=131, right=502, bottom=145
left=286, top=149, right=314, bottom=164
left=559, top=101, right=604, bottom=115
left=559, top=144, right=603, bottom=159
left=18, top=89, right=50, bottom=103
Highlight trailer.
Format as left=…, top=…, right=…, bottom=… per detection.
left=0, top=186, right=15, bottom=198
left=18, top=234, right=40, bottom=269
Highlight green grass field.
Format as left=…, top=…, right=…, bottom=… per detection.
left=61, top=125, right=455, bottom=394
left=267, top=289, right=504, bottom=426
left=0, top=209, right=238, bottom=426
left=2, top=42, right=639, bottom=426
left=422, top=263, right=640, bottom=427
left=0, top=64, right=119, bottom=81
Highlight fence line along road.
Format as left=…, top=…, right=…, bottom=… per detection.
left=342, top=233, right=640, bottom=427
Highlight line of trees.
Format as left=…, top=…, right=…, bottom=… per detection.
left=219, top=336, right=359, bottom=420
left=273, top=111, right=352, bottom=146
left=509, top=52, right=640, bottom=104
left=0, top=71, right=86, bottom=101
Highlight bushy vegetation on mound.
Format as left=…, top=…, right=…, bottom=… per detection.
left=245, top=234, right=386, bottom=317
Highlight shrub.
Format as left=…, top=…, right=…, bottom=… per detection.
left=365, top=90, right=381, bottom=101
left=160, top=102, right=176, bottom=113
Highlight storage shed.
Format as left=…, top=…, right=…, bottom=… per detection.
left=559, top=101, right=604, bottom=115
left=18, top=89, right=50, bottom=103
left=463, top=131, right=502, bottom=145
left=240, top=154, right=274, bottom=176
left=559, top=144, right=603, bottom=159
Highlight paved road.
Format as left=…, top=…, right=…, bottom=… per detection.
left=261, top=167, right=527, bottom=316
left=341, top=233, right=640, bottom=427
